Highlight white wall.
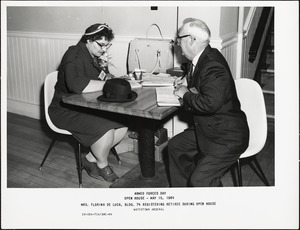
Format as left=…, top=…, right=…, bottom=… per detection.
left=219, top=7, right=239, bottom=36
left=7, top=6, right=178, bottom=37
left=102, top=6, right=177, bottom=38
left=7, top=7, right=102, bottom=34
left=178, top=7, right=221, bottom=39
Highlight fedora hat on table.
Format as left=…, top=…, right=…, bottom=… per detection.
left=97, top=78, right=138, bottom=102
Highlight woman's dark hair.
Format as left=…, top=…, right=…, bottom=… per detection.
left=80, top=23, right=114, bottom=43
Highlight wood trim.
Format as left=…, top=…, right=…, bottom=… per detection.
left=7, top=31, right=81, bottom=40
left=7, top=99, right=42, bottom=120
left=209, top=33, right=237, bottom=51
left=244, top=7, right=256, bottom=37
left=220, top=33, right=238, bottom=48
left=7, top=31, right=174, bottom=43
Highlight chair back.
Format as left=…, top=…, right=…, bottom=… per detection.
left=44, top=71, right=71, bottom=135
left=234, top=78, right=268, bottom=158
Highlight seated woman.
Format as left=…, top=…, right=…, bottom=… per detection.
left=49, top=23, right=127, bottom=183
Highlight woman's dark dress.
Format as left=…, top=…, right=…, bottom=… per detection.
left=49, top=41, right=125, bottom=147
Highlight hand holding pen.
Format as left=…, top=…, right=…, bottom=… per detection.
left=174, top=75, right=188, bottom=88
left=173, top=76, right=189, bottom=99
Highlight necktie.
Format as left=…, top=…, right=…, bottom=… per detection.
left=186, top=62, right=194, bottom=87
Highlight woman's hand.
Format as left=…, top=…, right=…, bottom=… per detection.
left=105, top=73, right=115, bottom=80
left=99, top=53, right=114, bottom=67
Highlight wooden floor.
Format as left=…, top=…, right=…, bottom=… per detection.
left=6, top=112, right=274, bottom=188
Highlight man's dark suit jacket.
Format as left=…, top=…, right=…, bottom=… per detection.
left=182, top=44, right=249, bottom=156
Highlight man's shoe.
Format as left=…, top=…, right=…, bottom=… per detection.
left=98, top=165, right=119, bottom=183
left=81, top=155, right=119, bottom=182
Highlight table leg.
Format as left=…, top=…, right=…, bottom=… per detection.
left=109, top=118, right=169, bottom=188
left=138, top=119, right=155, bottom=178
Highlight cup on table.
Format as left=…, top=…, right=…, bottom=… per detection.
left=133, top=70, right=143, bottom=81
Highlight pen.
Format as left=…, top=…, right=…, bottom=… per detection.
left=174, top=75, right=186, bottom=88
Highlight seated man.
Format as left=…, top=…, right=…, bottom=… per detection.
left=168, top=18, right=250, bottom=187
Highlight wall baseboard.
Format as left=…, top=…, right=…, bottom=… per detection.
left=7, top=99, right=42, bottom=120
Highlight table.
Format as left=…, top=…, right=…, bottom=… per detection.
left=62, top=87, right=178, bottom=187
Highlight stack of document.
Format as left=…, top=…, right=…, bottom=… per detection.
left=155, top=86, right=181, bottom=106
left=141, top=74, right=176, bottom=87
left=115, top=75, right=142, bottom=89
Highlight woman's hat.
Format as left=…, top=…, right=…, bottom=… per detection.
left=84, top=23, right=111, bottom=35
left=97, top=78, right=138, bottom=102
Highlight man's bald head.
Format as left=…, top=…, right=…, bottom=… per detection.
left=180, top=19, right=211, bottom=46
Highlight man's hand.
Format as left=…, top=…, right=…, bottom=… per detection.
left=174, top=85, right=189, bottom=99
left=174, top=76, right=187, bottom=88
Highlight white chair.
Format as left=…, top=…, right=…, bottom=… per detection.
left=39, top=71, right=121, bottom=188
left=233, top=78, right=270, bottom=186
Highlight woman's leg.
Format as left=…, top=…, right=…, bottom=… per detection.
left=86, top=127, right=128, bottom=168
left=90, top=129, right=114, bottom=168
left=112, top=127, right=128, bottom=146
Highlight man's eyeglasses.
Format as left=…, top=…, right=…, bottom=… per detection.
left=176, top=34, right=191, bottom=45
left=95, top=41, right=112, bottom=49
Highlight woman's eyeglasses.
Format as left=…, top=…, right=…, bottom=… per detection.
left=175, top=34, right=191, bottom=45
left=95, top=41, right=112, bottom=49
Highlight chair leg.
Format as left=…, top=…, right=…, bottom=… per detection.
left=230, top=164, right=238, bottom=186
left=111, top=147, right=121, bottom=164
left=237, top=159, right=243, bottom=186
left=77, top=142, right=83, bottom=188
left=39, top=135, right=57, bottom=170
left=251, top=156, right=270, bottom=186
left=40, top=135, right=84, bottom=188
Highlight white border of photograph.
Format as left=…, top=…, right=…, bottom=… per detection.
left=1, top=1, right=299, bottom=229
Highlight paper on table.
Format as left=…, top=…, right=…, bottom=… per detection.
left=156, top=86, right=181, bottom=106
left=128, top=80, right=142, bottom=89
left=141, top=74, right=176, bottom=87
left=113, top=75, right=142, bottom=89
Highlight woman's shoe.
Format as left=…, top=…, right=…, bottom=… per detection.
left=81, top=154, right=103, bottom=180
left=81, top=154, right=119, bottom=182
left=98, top=165, right=119, bottom=183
